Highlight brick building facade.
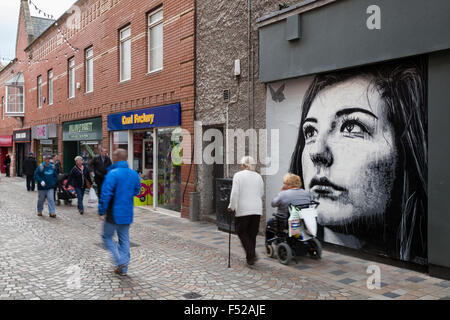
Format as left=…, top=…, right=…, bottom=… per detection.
left=0, top=0, right=195, bottom=217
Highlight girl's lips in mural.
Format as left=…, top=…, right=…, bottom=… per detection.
left=309, top=176, right=347, bottom=200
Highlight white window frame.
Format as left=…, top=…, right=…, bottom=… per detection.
left=48, top=69, right=53, bottom=105
left=119, top=26, right=131, bottom=82
left=1, top=96, right=4, bottom=120
left=37, top=75, right=42, bottom=108
left=68, top=57, right=75, bottom=98
left=85, top=47, right=94, bottom=93
left=5, top=85, right=25, bottom=115
left=148, top=8, right=163, bottom=73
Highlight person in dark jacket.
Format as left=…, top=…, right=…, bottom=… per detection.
left=52, top=154, right=62, bottom=175
left=98, top=149, right=140, bottom=276
left=34, top=155, right=58, bottom=218
left=89, top=147, right=112, bottom=197
left=23, top=152, right=37, bottom=191
left=66, top=156, right=93, bottom=215
left=4, top=154, right=11, bottom=177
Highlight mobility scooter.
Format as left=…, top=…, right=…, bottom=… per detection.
left=265, top=200, right=322, bottom=265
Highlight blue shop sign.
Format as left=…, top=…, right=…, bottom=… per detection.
left=107, top=103, right=181, bottom=131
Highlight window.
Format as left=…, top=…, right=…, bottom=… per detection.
left=48, top=70, right=53, bottom=105
left=5, top=86, right=24, bottom=114
left=148, top=9, right=163, bottom=73
left=68, top=57, right=75, bottom=98
left=85, top=47, right=94, bottom=92
left=1, top=96, right=4, bottom=120
left=37, top=76, right=42, bottom=108
left=119, top=26, right=131, bottom=81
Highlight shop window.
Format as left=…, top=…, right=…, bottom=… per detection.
left=112, top=131, right=128, bottom=153
left=157, top=127, right=182, bottom=212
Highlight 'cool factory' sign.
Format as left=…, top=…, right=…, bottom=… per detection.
left=107, top=103, right=181, bottom=131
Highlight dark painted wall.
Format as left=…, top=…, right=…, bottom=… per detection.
left=428, top=50, right=450, bottom=269
left=259, top=0, right=450, bottom=82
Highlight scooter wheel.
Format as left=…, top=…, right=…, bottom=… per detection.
left=277, top=243, right=293, bottom=265
left=309, top=238, right=322, bottom=259
left=265, top=244, right=275, bottom=258
left=55, top=200, right=61, bottom=206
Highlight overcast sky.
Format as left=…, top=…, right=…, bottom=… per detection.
left=0, top=0, right=76, bottom=65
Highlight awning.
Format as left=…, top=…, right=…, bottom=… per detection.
left=5, top=72, right=24, bottom=86
left=0, top=136, right=13, bottom=147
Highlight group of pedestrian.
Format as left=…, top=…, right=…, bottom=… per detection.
left=27, top=146, right=139, bottom=277
left=228, top=156, right=311, bottom=267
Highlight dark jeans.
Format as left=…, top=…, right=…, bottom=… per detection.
left=95, top=177, right=104, bottom=198
left=5, top=165, right=10, bottom=177
left=75, top=187, right=85, bottom=212
left=26, top=175, right=35, bottom=191
left=235, top=214, right=261, bottom=263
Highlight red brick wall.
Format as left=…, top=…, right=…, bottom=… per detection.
left=1, top=0, right=196, bottom=217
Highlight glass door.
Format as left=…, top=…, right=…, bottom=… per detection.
left=157, top=127, right=181, bottom=212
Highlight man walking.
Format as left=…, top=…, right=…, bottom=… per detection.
left=90, top=147, right=112, bottom=197
left=98, top=149, right=140, bottom=276
left=23, top=152, right=37, bottom=191
left=34, top=154, right=58, bottom=218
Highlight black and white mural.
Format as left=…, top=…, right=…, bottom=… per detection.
left=266, top=57, right=427, bottom=264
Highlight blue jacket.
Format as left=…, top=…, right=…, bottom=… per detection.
left=98, top=161, right=141, bottom=225
left=34, top=162, right=58, bottom=190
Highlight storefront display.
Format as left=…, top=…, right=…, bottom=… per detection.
left=62, top=117, right=102, bottom=173
left=13, top=129, right=31, bottom=177
left=0, top=136, right=13, bottom=174
left=32, top=124, right=58, bottom=163
left=107, top=103, right=182, bottom=212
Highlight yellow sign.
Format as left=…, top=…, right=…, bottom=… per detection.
left=122, top=113, right=154, bottom=126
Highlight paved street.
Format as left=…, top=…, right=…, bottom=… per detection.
left=0, top=176, right=449, bottom=300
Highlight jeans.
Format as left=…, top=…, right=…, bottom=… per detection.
left=37, top=189, right=55, bottom=214
left=235, top=214, right=261, bottom=263
left=75, top=187, right=85, bottom=212
left=26, top=175, right=35, bottom=191
left=102, top=222, right=131, bottom=274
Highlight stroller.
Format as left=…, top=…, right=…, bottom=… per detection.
left=55, top=173, right=77, bottom=206
left=265, top=200, right=322, bottom=265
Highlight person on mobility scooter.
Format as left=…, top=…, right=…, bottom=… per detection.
left=266, top=173, right=322, bottom=265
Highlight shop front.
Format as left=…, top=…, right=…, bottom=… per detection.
left=13, top=128, right=31, bottom=177
left=32, top=124, right=58, bottom=163
left=107, top=103, right=182, bottom=212
left=62, top=117, right=102, bottom=173
left=0, top=135, right=13, bottom=174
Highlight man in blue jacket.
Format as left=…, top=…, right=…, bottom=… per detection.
left=34, top=154, right=58, bottom=218
left=98, top=148, right=141, bottom=276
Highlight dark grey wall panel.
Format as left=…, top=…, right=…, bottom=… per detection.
left=259, top=0, right=450, bottom=82
left=428, top=50, right=450, bottom=269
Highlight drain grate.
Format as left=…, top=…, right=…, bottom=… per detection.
left=183, top=292, right=202, bottom=299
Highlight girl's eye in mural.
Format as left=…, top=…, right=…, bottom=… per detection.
left=340, top=118, right=370, bottom=138
left=303, top=125, right=318, bottom=141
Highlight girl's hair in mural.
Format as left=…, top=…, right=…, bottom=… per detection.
left=290, top=57, right=428, bottom=263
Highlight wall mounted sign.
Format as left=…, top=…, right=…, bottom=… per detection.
left=107, top=103, right=181, bottom=131
left=0, top=135, right=13, bottom=147
left=62, top=117, right=102, bottom=141
left=13, top=129, right=31, bottom=143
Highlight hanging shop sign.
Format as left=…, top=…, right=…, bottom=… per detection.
left=63, top=117, right=103, bottom=141
left=107, top=103, right=181, bottom=131
left=0, top=135, right=13, bottom=147
left=13, top=129, right=31, bottom=143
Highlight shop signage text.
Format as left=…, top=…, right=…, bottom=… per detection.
left=63, top=117, right=102, bottom=141
left=107, top=103, right=181, bottom=131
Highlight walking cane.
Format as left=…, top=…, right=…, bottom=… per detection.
left=228, top=209, right=233, bottom=268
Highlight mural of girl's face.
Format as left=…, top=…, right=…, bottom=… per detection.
left=301, top=76, right=398, bottom=226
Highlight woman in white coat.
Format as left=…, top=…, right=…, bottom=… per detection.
left=228, top=156, right=264, bottom=265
